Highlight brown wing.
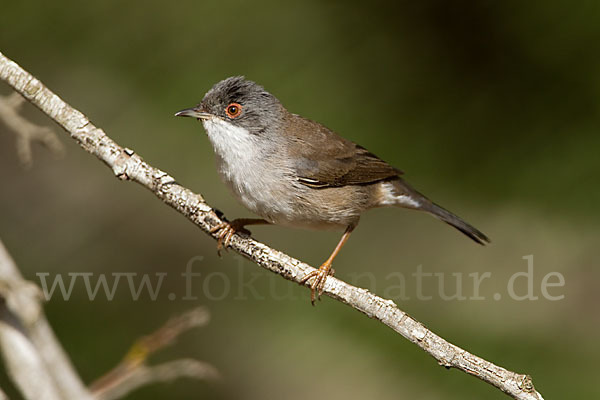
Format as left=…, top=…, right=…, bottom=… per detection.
left=284, top=114, right=401, bottom=188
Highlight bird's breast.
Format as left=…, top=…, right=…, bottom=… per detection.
left=203, top=118, right=294, bottom=220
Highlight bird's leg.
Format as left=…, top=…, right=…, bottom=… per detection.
left=300, top=225, right=355, bottom=305
left=210, top=218, right=270, bottom=255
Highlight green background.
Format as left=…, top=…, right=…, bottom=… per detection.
left=1, top=1, right=599, bottom=398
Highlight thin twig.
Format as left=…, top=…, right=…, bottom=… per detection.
left=0, top=51, right=544, bottom=400
left=93, top=359, right=219, bottom=400
left=0, top=91, right=65, bottom=168
left=89, top=307, right=217, bottom=400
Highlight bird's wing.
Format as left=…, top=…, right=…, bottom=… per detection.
left=285, top=114, right=401, bottom=188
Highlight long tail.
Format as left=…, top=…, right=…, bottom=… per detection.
left=388, top=179, right=490, bottom=245
left=423, top=202, right=490, bottom=245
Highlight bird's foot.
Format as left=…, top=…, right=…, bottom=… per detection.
left=210, top=219, right=251, bottom=256
left=300, top=262, right=335, bottom=305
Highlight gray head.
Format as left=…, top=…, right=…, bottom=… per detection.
left=175, top=76, right=284, bottom=134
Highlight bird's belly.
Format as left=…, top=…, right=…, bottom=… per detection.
left=216, top=157, right=294, bottom=220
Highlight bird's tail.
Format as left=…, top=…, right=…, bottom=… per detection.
left=422, top=202, right=490, bottom=245
left=387, top=179, right=490, bottom=245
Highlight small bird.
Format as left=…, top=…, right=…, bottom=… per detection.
left=176, top=76, right=489, bottom=303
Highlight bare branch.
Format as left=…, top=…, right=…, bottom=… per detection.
left=0, top=91, right=65, bottom=168
left=90, top=307, right=217, bottom=400
left=0, top=239, right=216, bottom=400
left=0, top=241, right=66, bottom=400
left=0, top=302, right=63, bottom=400
left=0, top=51, right=544, bottom=400
left=0, top=239, right=94, bottom=400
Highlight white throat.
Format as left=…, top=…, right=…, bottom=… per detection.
left=201, top=117, right=285, bottom=217
left=202, top=117, right=257, bottom=163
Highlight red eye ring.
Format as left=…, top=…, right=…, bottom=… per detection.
left=225, top=103, right=242, bottom=118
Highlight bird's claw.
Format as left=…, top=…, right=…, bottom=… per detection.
left=300, top=263, right=335, bottom=305
left=210, top=221, right=251, bottom=256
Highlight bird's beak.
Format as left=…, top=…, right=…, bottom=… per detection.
left=174, top=107, right=212, bottom=120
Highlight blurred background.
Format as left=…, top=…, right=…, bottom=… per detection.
left=1, top=1, right=599, bottom=398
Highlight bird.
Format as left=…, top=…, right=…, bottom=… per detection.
left=175, top=76, right=489, bottom=304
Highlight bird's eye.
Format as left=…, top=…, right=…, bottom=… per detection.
left=225, top=103, right=242, bottom=118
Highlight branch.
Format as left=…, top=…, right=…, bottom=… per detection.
left=0, top=301, right=63, bottom=400
left=0, top=50, right=544, bottom=400
left=90, top=307, right=218, bottom=400
left=0, top=92, right=65, bottom=168
left=0, top=239, right=93, bottom=400
left=0, top=238, right=217, bottom=400
left=93, top=359, right=219, bottom=400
